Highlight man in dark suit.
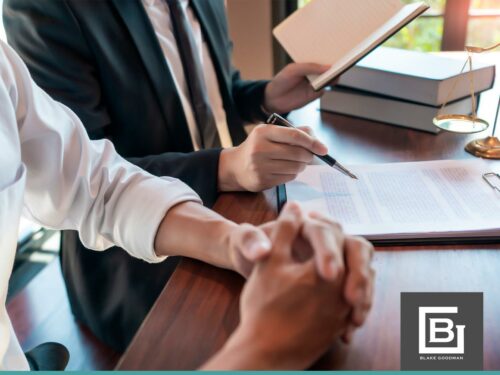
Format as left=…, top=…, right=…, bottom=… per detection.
left=3, top=0, right=329, bottom=351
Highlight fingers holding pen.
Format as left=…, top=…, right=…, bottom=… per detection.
left=260, top=125, right=328, bottom=156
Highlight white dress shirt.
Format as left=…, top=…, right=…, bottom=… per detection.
left=141, top=0, right=232, bottom=149
left=0, top=41, right=201, bottom=370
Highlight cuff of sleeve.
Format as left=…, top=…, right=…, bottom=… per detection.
left=116, top=177, right=202, bottom=263
left=253, top=81, right=271, bottom=122
left=233, top=80, right=270, bottom=123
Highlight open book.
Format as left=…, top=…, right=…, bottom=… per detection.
left=273, top=0, right=429, bottom=91
left=285, top=160, right=500, bottom=244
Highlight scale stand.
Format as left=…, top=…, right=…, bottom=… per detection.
left=433, top=42, right=500, bottom=160
left=465, top=97, right=500, bottom=159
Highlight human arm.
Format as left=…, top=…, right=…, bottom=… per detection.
left=202, top=203, right=375, bottom=370
left=0, top=10, right=364, bottom=288
left=0, top=40, right=275, bottom=272
left=218, top=15, right=330, bottom=120
left=4, top=0, right=333, bottom=196
left=218, top=124, right=328, bottom=192
left=4, top=0, right=221, bottom=207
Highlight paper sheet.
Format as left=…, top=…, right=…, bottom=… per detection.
left=286, top=160, right=500, bottom=239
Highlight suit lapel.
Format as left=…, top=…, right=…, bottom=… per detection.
left=110, top=0, right=194, bottom=152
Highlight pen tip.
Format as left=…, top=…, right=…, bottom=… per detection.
left=349, top=173, right=358, bottom=180
left=333, top=163, right=358, bottom=180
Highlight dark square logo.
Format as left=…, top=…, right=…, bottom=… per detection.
left=401, top=292, right=483, bottom=370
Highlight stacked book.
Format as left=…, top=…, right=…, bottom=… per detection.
left=320, top=47, right=496, bottom=134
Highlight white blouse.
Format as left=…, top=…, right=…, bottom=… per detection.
left=0, top=41, right=201, bottom=370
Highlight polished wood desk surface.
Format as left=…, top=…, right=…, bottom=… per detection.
left=118, top=98, right=500, bottom=370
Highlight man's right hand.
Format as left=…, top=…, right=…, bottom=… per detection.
left=202, top=203, right=374, bottom=370
left=218, top=124, right=328, bottom=192
left=234, top=203, right=350, bottom=369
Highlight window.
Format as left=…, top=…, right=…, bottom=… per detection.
left=297, top=0, right=446, bottom=51
left=385, top=0, right=446, bottom=51
left=467, top=0, right=500, bottom=48
left=296, top=0, right=500, bottom=52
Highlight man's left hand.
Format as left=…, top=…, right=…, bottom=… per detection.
left=263, top=63, right=330, bottom=114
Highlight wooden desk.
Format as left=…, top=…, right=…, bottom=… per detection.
left=118, top=89, right=500, bottom=370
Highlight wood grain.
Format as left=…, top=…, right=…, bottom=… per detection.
left=118, top=79, right=500, bottom=370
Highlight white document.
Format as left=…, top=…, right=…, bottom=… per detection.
left=286, top=160, right=500, bottom=240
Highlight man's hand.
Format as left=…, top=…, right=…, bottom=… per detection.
left=226, top=204, right=375, bottom=338
left=218, top=125, right=328, bottom=192
left=202, top=203, right=351, bottom=370
left=226, top=223, right=272, bottom=277
left=156, top=201, right=374, bottom=345
left=263, top=63, right=330, bottom=114
left=340, top=234, right=375, bottom=343
left=260, top=206, right=375, bottom=344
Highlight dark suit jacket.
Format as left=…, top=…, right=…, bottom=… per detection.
left=4, top=0, right=269, bottom=351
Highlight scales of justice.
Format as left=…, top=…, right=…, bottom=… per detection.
left=433, top=42, right=500, bottom=159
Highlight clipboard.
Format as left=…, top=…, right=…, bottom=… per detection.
left=276, top=172, right=500, bottom=247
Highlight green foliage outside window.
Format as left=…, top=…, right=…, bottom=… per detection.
left=384, top=0, right=445, bottom=51
left=297, top=0, right=500, bottom=52
left=384, top=17, right=444, bottom=51
left=297, top=0, right=445, bottom=51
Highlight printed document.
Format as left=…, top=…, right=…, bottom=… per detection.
left=286, top=160, right=500, bottom=240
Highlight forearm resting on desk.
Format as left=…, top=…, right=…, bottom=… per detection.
left=153, top=201, right=271, bottom=273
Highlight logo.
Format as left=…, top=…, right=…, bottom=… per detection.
left=401, top=292, right=483, bottom=370
left=419, top=306, right=465, bottom=354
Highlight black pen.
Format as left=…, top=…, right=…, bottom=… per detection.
left=266, top=113, right=358, bottom=180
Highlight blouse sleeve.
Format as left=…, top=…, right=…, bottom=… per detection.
left=1, top=42, right=202, bottom=263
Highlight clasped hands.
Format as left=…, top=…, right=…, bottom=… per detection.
left=209, top=202, right=375, bottom=369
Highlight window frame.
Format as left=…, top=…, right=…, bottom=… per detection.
left=443, top=0, right=500, bottom=50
